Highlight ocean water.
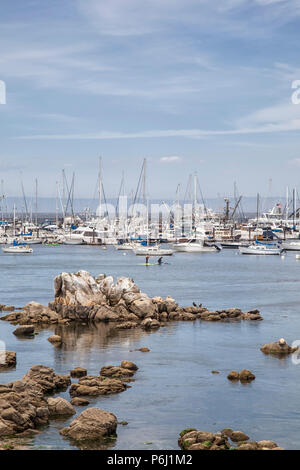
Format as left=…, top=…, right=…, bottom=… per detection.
left=0, top=245, right=300, bottom=450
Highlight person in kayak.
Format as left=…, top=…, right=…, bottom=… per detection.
left=158, top=257, right=163, bottom=265
left=145, top=255, right=150, bottom=265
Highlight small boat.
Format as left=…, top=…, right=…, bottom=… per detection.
left=134, top=245, right=174, bottom=256
left=281, top=240, right=300, bottom=251
left=2, top=245, right=33, bottom=254
left=63, top=238, right=85, bottom=245
left=173, top=239, right=221, bottom=253
left=239, top=244, right=281, bottom=255
left=115, top=243, right=134, bottom=251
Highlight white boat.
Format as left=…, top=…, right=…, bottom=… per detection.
left=2, top=245, right=33, bottom=254
left=115, top=243, right=134, bottom=250
left=173, top=239, right=220, bottom=253
left=63, top=238, right=85, bottom=245
left=239, top=244, right=282, bottom=255
left=134, top=245, right=174, bottom=256
left=281, top=240, right=300, bottom=251
left=18, top=237, right=42, bottom=245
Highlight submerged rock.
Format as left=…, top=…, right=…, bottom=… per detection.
left=60, top=408, right=117, bottom=441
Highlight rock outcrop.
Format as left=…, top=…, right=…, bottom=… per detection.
left=178, top=428, right=283, bottom=450
left=60, top=408, right=117, bottom=442
left=261, top=338, right=297, bottom=356
left=1, top=271, right=264, bottom=328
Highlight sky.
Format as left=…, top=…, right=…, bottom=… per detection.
left=1, top=0, right=300, bottom=201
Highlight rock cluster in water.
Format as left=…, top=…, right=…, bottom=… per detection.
left=0, top=359, right=138, bottom=440
left=0, top=271, right=263, bottom=328
left=69, top=361, right=138, bottom=398
left=0, top=365, right=70, bottom=437
left=178, top=428, right=283, bottom=450
left=227, top=369, right=256, bottom=382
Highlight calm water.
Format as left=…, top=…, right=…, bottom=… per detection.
left=0, top=245, right=300, bottom=449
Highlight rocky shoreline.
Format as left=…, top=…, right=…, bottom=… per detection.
left=0, top=271, right=288, bottom=451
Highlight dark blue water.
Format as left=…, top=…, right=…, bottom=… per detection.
left=0, top=245, right=299, bottom=449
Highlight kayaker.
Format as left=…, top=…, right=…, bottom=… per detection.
left=158, top=257, right=163, bottom=265
left=145, top=255, right=150, bottom=265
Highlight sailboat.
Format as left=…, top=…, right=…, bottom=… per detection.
left=2, top=240, right=33, bottom=254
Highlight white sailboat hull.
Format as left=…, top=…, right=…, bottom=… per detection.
left=239, top=246, right=281, bottom=255
left=173, top=242, right=218, bottom=253
left=2, top=246, right=33, bottom=254
left=134, top=247, right=173, bottom=256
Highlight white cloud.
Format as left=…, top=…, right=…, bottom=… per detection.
left=289, top=158, right=300, bottom=167
left=160, top=156, right=181, bottom=163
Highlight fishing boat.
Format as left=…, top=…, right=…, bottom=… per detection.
left=239, top=244, right=282, bottom=255
left=134, top=245, right=174, bottom=256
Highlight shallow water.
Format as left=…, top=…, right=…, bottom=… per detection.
left=0, top=245, right=300, bottom=449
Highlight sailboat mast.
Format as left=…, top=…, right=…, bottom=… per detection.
left=35, top=178, right=38, bottom=226
left=98, top=157, right=102, bottom=219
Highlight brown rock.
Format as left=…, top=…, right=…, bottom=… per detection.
left=70, top=367, right=87, bottom=378
left=227, top=371, right=240, bottom=381
left=0, top=351, right=16, bottom=371
left=48, top=397, right=76, bottom=417
left=48, top=335, right=62, bottom=345
left=230, top=431, right=250, bottom=442
left=70, top=397, right=90, bottom=406
left=257, top=440, right=278, bottom=449
left=261, top=340, right=297, bottom=355
left=13, top=325, right=35, bottom=337
left=239, top=369, right=255, bottom=382
left=60, top=407, right=117, bottom=441
left=69, top=376, right=126, bottom=397
left=120, top=361, right=138, bottom=371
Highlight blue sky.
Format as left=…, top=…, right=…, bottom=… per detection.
left=1, top=0, right=300, bottom=200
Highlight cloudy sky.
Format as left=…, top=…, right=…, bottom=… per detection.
left=1, top=0, right=300, bottom=200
